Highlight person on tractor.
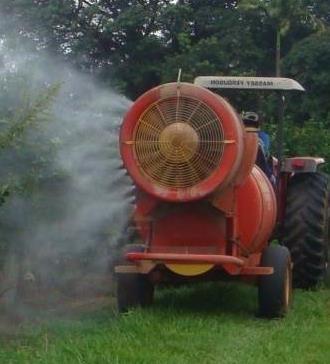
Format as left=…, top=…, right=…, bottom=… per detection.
left=241, top=111, right=275, bottom=184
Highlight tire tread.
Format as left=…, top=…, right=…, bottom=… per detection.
left=282, top=172, right=329, bottom=288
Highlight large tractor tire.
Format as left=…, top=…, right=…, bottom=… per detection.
left=282, top=172, right=329, bottom=289
left=116, top=244, right=154, bottom=313
left=325, top=185, right=330, bottom=287
left=258, top=245, right=292, bottom=318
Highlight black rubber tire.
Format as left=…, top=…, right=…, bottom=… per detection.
left=282, top=173, right=329, bottom=289
left=117, top=273, right=154, bottom=313
left=116, top=244, right=154, bottom=313
left=258, top=245, right=292, bottom=318
left=325, top=185, right=330, bottom=287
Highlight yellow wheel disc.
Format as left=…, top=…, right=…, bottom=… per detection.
left=165, top=263, right=214, bottom=276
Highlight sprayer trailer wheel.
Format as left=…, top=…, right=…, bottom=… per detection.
left=258, top=245, right=292, bottom=318
left=116, top=244, right=154, bottom=312
left=283, top=173, right=329, bottom=288
left=116, top=273, right=154, bottom=313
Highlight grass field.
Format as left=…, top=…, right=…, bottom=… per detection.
left=0, top=282, right=329, bottom=364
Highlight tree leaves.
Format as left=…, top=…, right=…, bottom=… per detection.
left=0, top=84, right=60, bottom=150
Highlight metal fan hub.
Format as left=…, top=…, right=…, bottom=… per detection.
left=159, top=122, right=199, bottom=162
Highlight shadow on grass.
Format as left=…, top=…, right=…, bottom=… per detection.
left=151, top=281, right=258, bottom=319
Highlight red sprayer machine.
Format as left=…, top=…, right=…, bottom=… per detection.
left=115, top=77, right=329, bottom=318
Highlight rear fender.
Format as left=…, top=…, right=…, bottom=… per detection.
left=282, top=157, right=325, bottom=173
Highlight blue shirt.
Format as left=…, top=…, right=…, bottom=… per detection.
left=258, top=131, right=270, bottom=157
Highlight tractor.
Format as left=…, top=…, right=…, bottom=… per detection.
left=115, top=76, right=329, bottom=318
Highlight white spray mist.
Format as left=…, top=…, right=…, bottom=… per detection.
left=0, top=47, right=134, bottom=310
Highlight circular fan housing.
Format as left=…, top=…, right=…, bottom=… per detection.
left=120, top=83, right=244, bottom=202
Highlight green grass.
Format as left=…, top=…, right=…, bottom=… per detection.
left=0, top=282, right=329, bottom=364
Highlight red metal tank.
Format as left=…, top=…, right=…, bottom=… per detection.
left=236, top=166, right=278, bottom=255
left=131, top=165, right=277, bottom=275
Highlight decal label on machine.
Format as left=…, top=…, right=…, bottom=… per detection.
left=194, top=76, right=305, bottom=91
left=209, top=79, right=274, bottom=88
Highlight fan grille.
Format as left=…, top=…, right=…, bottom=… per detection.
left=133, top=96, right=225, bottom=189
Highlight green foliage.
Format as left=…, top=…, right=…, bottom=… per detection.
left=284, top=120, right=330, bottom=173
left=284, top=30, right=330, bottom=122
left=0, top=84, right=60, bottom=150
left=159, top=2, right=270, bottom=83
left=0, top=0, right=78, bottom=54
left=0, top=82, right=60, bottom=201
left=265, top=118, right=330, bottom=173
left=0, top=0, right=328, bottom=100
left=239, top=0, right=320, bottom=35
